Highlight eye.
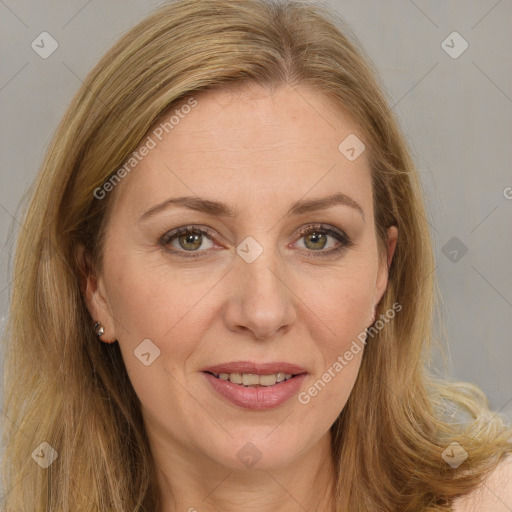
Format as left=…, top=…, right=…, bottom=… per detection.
left=160, top=223, right=353, bottom=259
left=160, top=225, right=215, bottom=258
left=293, top=224, right=353, bottom=257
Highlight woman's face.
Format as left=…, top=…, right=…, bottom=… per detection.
left=84, top=84, right=397, bottom=471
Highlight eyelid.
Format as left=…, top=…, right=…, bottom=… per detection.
left=160, top=223, right=353, bottom=258
left=292, top=223, right=353, bottom=256
left=160, top=224, right=219, bottom=249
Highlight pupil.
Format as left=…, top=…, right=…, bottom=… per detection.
left=177, top=231, right=328, bottom=252
left=180, top=233, right=201, bottom=250
left=307, top=232, right=326, bottom=249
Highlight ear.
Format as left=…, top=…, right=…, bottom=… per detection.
left=372, top=225, right=398, bottom=308
left=76, top=244, right=117, bottom=343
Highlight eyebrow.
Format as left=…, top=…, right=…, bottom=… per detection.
left=139, top=192, right=365, bottom=222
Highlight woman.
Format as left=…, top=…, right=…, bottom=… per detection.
left=1, top=0, right=511, bottom=510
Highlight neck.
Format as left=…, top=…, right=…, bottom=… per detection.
left=154, top=431, right=335, bottom=512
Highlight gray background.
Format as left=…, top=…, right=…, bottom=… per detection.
left=1, top=0, right=511, bottom=425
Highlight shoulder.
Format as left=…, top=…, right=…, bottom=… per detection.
left=452, top=455, right=512, bottom=511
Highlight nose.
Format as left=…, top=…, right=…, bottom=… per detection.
left=222, top=241, right=297, bottom=340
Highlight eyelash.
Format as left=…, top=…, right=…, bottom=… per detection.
left=159, top=223, right=353, bottom=259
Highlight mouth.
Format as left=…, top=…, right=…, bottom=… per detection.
left=203, top=371, right=305, bottom=388
left=201, top=367, right=308, bottom=410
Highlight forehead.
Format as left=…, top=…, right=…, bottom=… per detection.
left=166, top=84, right=364, bottom=161
left=110, top=84, right=373, bottom=220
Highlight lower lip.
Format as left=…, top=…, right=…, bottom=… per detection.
left=203, top=372, right=307, bottom=410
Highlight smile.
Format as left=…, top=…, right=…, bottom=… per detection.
left=208, top=371, right=297, bottom=387
left=203, top=371, right=307, bottom=410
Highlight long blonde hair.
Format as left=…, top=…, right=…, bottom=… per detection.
left=2, top=0, right=511, bottom=510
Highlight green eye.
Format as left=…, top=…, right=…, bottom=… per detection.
left=162, top=226, right=214, bottom=256
left=160, top=223, right=353, bottom=259
left=294, top=224, right=353, bottom=257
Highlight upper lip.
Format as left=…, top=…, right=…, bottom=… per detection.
left=202, top=361, right=307, bottom=375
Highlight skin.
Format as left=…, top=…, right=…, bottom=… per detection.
left=453, top=456, right=512, bottom=511
left=82, top=84, right=398, bottom=512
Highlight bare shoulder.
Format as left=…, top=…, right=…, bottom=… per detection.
left=452, top=455, right=512, bottom=511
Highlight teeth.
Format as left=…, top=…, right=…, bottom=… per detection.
left=259, top=374, right=277, bottom=386
left=213, top=372, right=295, bottom=386
left=242, top=374, right=260, bottom=386
left=229, top=373, right=242, bottom=384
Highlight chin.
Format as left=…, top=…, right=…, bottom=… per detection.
left=204, top=430, right=311, bottom=472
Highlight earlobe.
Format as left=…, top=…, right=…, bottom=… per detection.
left=76, top=244, right=117, bottom=343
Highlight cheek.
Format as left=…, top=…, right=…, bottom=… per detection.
left=107, top=249, right=377, bottom=359
left=294, top=262, right=375, bottom=416
left=303, top=262, right=376, bottom=343
left=105, top=257, right=217, bottom=369
left=296, top=269, right=372, bottom=418
left=106, top=265, right=209, bottom=422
